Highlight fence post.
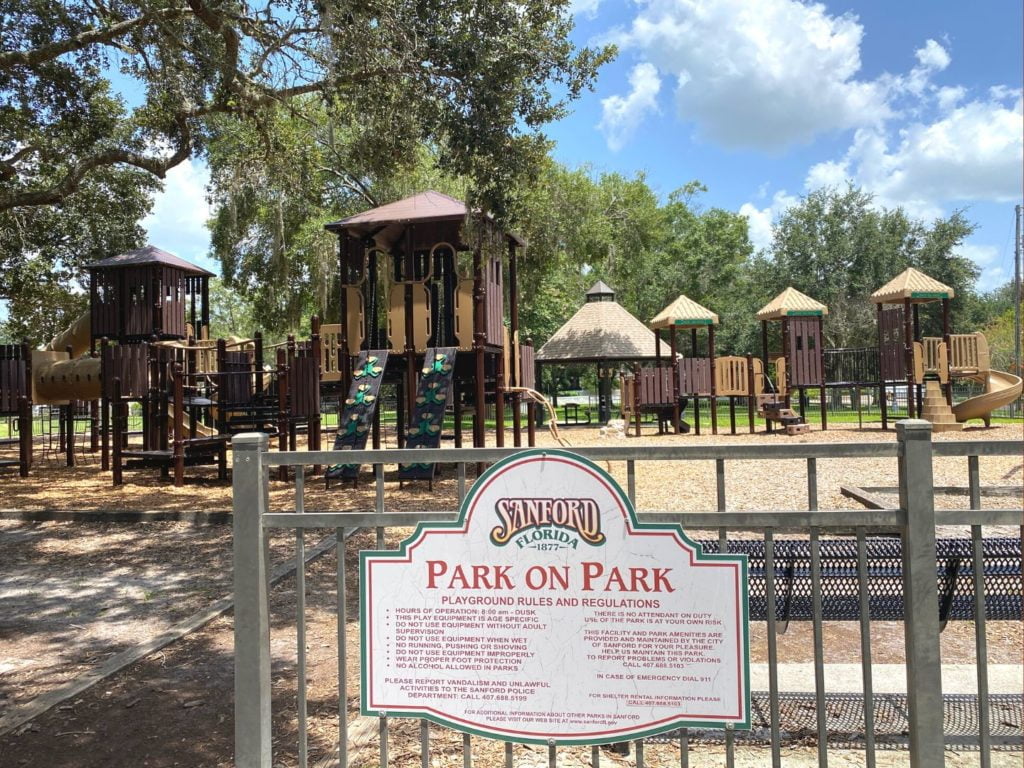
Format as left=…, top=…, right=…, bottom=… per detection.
left=896, top=419, right=944, bottom=767
left=233, top=432, right=272, bottom=768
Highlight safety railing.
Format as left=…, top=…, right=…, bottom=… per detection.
left=232, top=423, right=1023, bottom=767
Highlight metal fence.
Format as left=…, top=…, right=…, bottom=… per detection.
left=232, top=424, right=1023, bottom=767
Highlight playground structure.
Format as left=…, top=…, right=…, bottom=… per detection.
left=321, top=191, right=537, bottom=484
left=603, top=272, right=1019, bottom=437
left=2, top=246, right=324, bottom=485
left=872, top=268, right=1023, bottom=431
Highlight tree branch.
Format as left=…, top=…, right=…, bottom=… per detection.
left=0, top=118, right=191, bottom=212
left=0, top=8, right=190, bottom=71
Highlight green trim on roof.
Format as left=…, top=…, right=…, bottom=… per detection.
left=910, top=291, right=951, bottom=299
left=786, top=310, right=823, bottom=316
left=673, top=318, right=713, bottom=325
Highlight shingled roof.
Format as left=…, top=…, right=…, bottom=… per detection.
left=650, top=294, right=719, bottom=329
left=323, top=190, right=524, bottom=246
left=88, top=245, right=214, bottom=276
left=756, top=287, right=828, bottom=321
left=871, top=267, right=954, bottom=304
left=537, top=288, right=661, bottom=363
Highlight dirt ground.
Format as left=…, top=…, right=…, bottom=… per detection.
left=0, top=421, right=1021, bottom=766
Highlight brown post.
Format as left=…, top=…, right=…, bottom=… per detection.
left=912, top=302, right=923, bottom=410
left=472, top=241, right=486, bottom=450
left=941, top=298, right=953, bottom=405
left=633, top=364, right=642, bottom=437
left=21, top=340, right=32, bottom=474
left=709, top=325, right=718, bottom=435
left=404, top=232, right=417, bottom=432
left=276, top=348, right=288, bottom=481
left=878, top=304, right=888, bottom=430
left=100, top=338, right=110, bottom=469
left=18, top=395, right=31, bottom=477
left=746, top=354, right=756, bottom=434
left=780, top=318, right=790, bottom=408
left=172, top=363, right=185, bottom=487
left=309, top=317, right=323, bottom=473
left=254, top=331, right=264, bottom=371
left=64, top=345, right=75, bottom=467
left=818, top=315, right=827, bottom=430
left=904, top=298, right=915, bottom=418
left=509, top=240, right=522, bottom=447
left=669, top=328, right=680, bottom=433
left=200, top=278, right=210, bottom=339
left=689, top=328, right=699, bottom=435
left=112, top=377, right=123, bottom=486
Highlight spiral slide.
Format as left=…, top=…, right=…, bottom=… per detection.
left=953, top=370, right=1023, bottom=425
left=32, top=313, right=101, bottom=404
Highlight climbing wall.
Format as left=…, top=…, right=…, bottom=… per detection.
left=325, top=350, right=388, bottom=482
left=399, top=347, right=456, bottom=481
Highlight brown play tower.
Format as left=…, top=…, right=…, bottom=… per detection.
left=323, top=191, right=536, bottom=462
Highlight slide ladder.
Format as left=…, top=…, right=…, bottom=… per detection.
left=325, top=350, right=389, bottom=485
left=399, top=347, right=457, bottom=482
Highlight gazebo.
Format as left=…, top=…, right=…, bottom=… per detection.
left=650, top=294, right=720, bottom=434
left=536, top=282, right=661, bottom=423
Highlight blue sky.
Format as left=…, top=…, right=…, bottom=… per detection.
left=145, top=0, right=1023, bottom=292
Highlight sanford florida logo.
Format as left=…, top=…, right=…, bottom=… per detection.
left=490, top=497, right=605, bottom=550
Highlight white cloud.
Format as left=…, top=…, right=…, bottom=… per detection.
left=805, top=93, right=1023, bottom=212
left=915, top=39, right=950, bottom=72
left=739, top=190, right=799, bottom=252
left=569, top=0, right=602, bottom=18
left=598, top=62, right=662, bottom=151
left=142, top=159, right=218, bottom=273
left=605, top=0, right=890, bottom=150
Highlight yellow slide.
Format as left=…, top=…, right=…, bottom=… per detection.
left=952, top=370, right=1023, bottom=425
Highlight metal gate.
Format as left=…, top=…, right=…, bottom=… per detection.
left=232, top=423, right=1022, bottom=767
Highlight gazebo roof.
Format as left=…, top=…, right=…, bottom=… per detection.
left=323, top=190, right=524, bottom=246
left=537, top=296, right=662, bottom=363
left=88, top=245, right=214, bottom=276
left=871, top=267, right=954, bottom=304
left=756, top=287, right=828, bottom=321
left=650, top=294, right=719, bottom=329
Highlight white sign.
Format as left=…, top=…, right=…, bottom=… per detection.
left=361, top=449, right=750, bottom=744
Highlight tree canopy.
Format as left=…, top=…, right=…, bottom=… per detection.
left=0, top=0, right=610, bottom=218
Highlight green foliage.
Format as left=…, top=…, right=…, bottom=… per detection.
left=762, top=186, right=978, bottom=349
left=979, top=304, right=1023, bottom=376
left=0, top=164, right=155, bottom=343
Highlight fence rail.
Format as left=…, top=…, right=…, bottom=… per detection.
left=232, top=424, right=1023, bottom=768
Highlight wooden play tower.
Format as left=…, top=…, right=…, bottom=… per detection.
left=323, top=191, right=534, bottom=478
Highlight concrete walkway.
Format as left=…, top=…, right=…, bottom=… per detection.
left=752, top=663, right=1022, bottom=694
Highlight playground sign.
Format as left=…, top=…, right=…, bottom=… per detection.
left=361, top=449, right=750, bottom=743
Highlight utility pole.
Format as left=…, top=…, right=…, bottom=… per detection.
left=1015, top=204, right=1021, bottom=416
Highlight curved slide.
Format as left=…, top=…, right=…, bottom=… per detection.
left=953, top=370, right=1023, bottom=425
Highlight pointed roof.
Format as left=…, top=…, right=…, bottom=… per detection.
left=650, top=295, right=719, bottom=329
left=537, top=297, right=662, bottom=363
left=585, top=280, right=616, bottom=302
left=756, top=287, right=828, bottom=321
left=87, top=245, right=214, bottom=276
left=871, top=267, right=954, bottom=304
left=324, top=190, right=524, bottom=246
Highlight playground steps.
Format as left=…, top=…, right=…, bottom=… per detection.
left=920, top=379, right=962, bottom=433
left=759, top=398, right=811, bottom=436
